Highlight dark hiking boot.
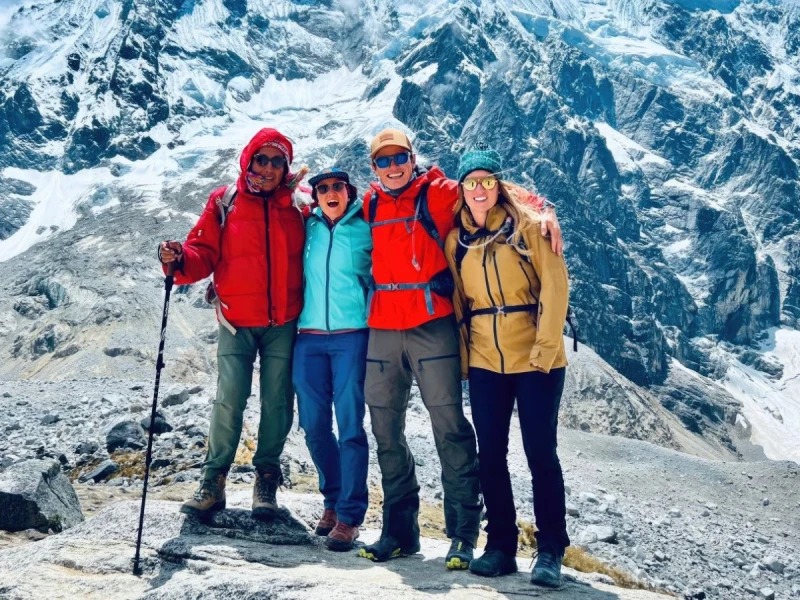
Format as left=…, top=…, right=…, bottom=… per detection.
left=315, top=508, right=337, bottom=536
left=530, top=550, right=564, bottom=588
left=445, top=538, right=474, bottom=570
left=469, top=548, right=518, bottom=577
left=325, top=521, right=360, bottom=552
left=180, top=473, right=226, bottom=517
left=252, top=468, right=281, bottom=520
left=357, top=535, right=421, bottom=562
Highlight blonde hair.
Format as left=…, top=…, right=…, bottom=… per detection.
left=454, top=179, right=543, bottom=255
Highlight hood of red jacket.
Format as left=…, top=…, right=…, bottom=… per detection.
left=236, top=128, right=295, bottom=204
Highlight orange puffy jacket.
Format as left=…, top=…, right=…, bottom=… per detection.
left=363, top=167, right=458, bottom=330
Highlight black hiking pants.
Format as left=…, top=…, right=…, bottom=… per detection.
left=469, top=366, right=570, bottom=555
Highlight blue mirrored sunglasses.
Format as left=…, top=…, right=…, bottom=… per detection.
left=373, top=152, right=411, bottom=169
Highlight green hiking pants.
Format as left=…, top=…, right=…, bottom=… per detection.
left=203, top=322, right=296, bottom=480
left=365, top=315, right=482, bottom=546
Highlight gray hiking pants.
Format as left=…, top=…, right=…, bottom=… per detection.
left=365, top=315, right=482, bottom=546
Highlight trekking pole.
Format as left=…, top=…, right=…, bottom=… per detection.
left=133, top=262, right=176, bottom=576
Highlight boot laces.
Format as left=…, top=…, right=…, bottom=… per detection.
left=193, top=479, right=218, bottom=502
left=255, top=470, right=281, bottom=502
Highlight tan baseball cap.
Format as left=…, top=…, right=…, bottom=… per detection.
left=370, top=128, right=413, bottom=158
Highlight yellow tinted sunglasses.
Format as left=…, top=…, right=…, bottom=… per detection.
left=462, top=176, right=498, bottom=191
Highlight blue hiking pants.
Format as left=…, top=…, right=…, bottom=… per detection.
left=292, top=330, right=370, bottom=526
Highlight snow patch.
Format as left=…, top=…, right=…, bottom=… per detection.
left=0, top=167, right=114, bottom=261
left=723, top=328, right=800, bottom=464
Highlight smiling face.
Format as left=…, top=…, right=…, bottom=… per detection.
left=249, top=147, right=286, bottom=193
left=462, top=169, right=499, bottom=227
left=315, top=177, right=349, bottom=221
left=372, top=145, right=415, bottom=191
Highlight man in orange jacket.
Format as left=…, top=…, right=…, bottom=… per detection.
left=158, top=128, right=305, bottom=520
left=357, top=129, right=562, bottom=568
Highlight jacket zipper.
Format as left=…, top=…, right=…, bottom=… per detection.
left=482, top=246, right=505, bottom=373
left=264, top=202, right=272, bottom=324
left=492, top=249, right=508, bottom=373
left=325, top=223, right=335, bottom=331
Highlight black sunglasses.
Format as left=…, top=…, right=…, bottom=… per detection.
left=316, top=181, right=347, bottom=194
left=252, top=154, right=287, bottom=169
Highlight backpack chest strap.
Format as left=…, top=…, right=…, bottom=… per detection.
left=369, top=214, right=419, bottom=229
left=370, top=281, right=434, bottom=315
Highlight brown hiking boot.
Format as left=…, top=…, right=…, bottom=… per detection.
left=180, top=473, right=226, bottom=517
left=315, top=508, right=337, bottom=536
left=325, top=521, right=359, bottom=552
left=252, top=468, right=281, bottom=520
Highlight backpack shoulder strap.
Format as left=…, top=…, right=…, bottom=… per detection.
left=415, top=183, right=443, bottom=248
left=368, top=191, right=379, bottom=225
left=216, top=183, right=238, bottom=228
left=455, top=222, right=469, bottom=273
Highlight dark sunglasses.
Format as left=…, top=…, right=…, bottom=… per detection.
left=315, top=181, right=347, bottom=194
left=252, top=154, right=287, bottom=169
left=373, top=152, right=411, bottom=169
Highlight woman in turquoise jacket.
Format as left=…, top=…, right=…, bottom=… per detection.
left=293, top=168, right=372, bottom=552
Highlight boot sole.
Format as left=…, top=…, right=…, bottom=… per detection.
left=252, top=506, right=279, bottom=521
left=357, top=545, right=419, bottom=562
left=469, top=562, right=518, bottom=577
left=531, top=572, right=562, bottom=588
left=315, top=526, right=334, bottom=536
left=180, top=500, right=226, bottom=517
left=445, top=556, right=471, bottom=570
left=325, top=538, right=356, bottom=552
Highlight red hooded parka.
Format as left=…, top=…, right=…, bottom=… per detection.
left=167, top=129, right=305, bottom=327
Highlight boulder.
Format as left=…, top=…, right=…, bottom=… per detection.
left=140, top=411, right=172, bottom=434
left=578, top=525, right=618, bottom=545
left=78, top=460, right=119, bottom=483
left=106, top=420, right=146, bottom=453
left=161, top=389, right=190, bottom=407
left=0, top=459, right=84, bottom=533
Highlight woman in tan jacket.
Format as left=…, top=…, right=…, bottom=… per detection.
left=445, top=145, right=570, bottom=588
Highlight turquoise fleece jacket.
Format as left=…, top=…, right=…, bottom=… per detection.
left=297, top=199, right=372, bottom=331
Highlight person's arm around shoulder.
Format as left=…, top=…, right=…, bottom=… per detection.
left=522, top=225, right=569, bottom=373
left=504, top=183, right=563, bottom=256
left=444, top=230, right=470, bottom=379
left=158, top=190, right=224, bottom=285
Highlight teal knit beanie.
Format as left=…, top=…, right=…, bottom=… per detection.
left=457, top=145, right=503, bottom=182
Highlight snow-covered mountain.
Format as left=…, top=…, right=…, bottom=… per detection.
left=1, top=0, right=799, bottom=462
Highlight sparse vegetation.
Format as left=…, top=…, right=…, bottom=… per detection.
left=234, top=429, right=256, bottom=464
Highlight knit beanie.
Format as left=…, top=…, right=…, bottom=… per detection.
left=457, top=144, right=503, bottom=182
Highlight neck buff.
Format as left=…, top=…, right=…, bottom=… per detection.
left=245, top=170, right=281, bottom=196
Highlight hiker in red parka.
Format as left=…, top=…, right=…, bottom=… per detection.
left=158, top=128, right=306, bottom=520
left=357, top=128, right=563, bottom=569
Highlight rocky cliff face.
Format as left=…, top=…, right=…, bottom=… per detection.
left=1, top=0, right=799, bottom=459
